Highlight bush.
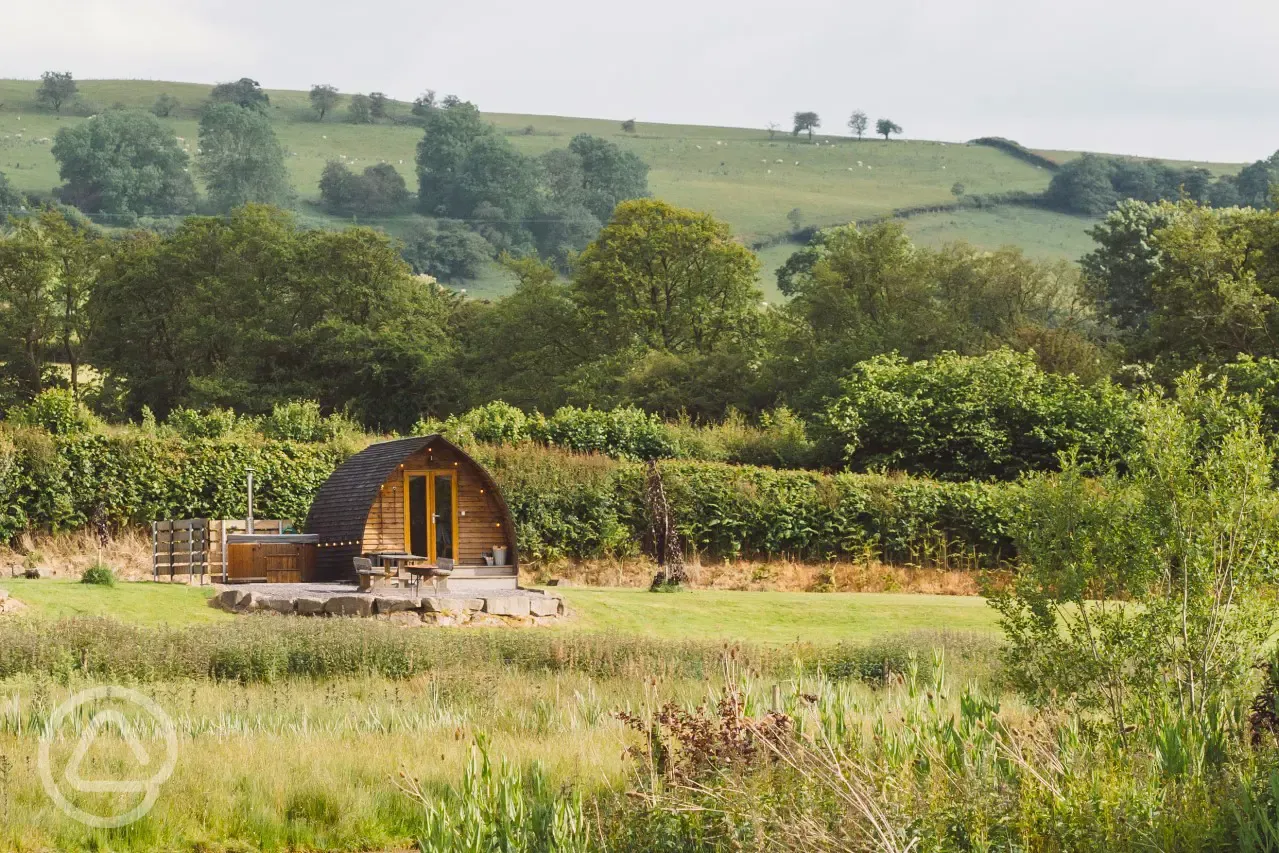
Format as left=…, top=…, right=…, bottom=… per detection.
left=80, top=564, right=115, bottom=586
left=165, top=406, right=248, bottom=439
left=261, top=400, right=359, bottom=443
left=532, top=406, right=676, bottom=461
left=8, top=389, right=98, bottom=435
left=821, top=349, right=1139, bottom=481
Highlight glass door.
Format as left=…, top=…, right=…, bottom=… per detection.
left=404, top=471, right=457, bottom=562
left=432, top=473, right=455, bottom=561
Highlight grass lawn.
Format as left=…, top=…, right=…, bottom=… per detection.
left=0, top=578, right=996, bottom=643
left=557, top=588, right=998, bottom=645
left=0, top=578, right=228, bottom=625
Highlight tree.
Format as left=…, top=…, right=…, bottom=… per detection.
left=766, top=122, right=779, bottom=140
left=197, top=103, right=292, bottom=212
left=151, top=93, right=180, bottom=118
left=572, top=199, right=761, bottom=356
left=319, top=161, right=409, bottom=217
left=1080, top=199, right=1181, bottom=336
left=399, top=217, right=494, bottom=281
left=1236, top=159, right=1276, bottom=209
left=847, top=110, right=868, bottom=140
left=347, top=94, right=373, bottom=124
left=993, top=378, right=1279, bottom=737
left=369, top=92, right=390, bottom=120
left=415, top=101, right=538, bottom=243
left=86, top=205, right=463, bottom=427
left=1045, top=154, right=1119, bottom=215
left=36, top=71, right=77, bottom=113
left=950, top=182, right=966, bottom=198
left=792, top=111, right=820, bottom=141
left=1135, top=203, right=1279, bottom=373
left=0, top=170, right=23, bottom=212
left=820, top=349, right=1136, bottom=480
left=51, top=110, right=196, bottom=215
left=876, top=118, right=902, bottom=140
left=411, top=90, right=437, bottom=117
left=309, top=84, right=339, bottom=120
left=209, top=78, right=269, bottom=112
left=566, top=134, right=651, bottom=221
left=621, top=119, right=636, bottom=133
left=36, top=208, right=104, bottom=401
left=0, top=217, right=58, bottom=397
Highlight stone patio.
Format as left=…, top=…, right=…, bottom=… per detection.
left=209, top=582, right=565, bottom=623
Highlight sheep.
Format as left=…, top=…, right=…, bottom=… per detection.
left=857, top=161, right=863, bottom=167
left=794, top=161, right=799, bottom=166
left=775, top=158, right=783, bottom=163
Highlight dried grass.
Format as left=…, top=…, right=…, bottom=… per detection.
left=527, top=556, right=994, bottom=596
left=0, top=528, right=152, bottom=580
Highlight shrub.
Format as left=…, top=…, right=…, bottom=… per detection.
left=165, top=407, right=248, bottom=439
left=261, top=400, right=359, bottom=443
left=80, top=563, right=115, bottom=586
left=532, top=406, right=676, bottom=461
left=8, top=389, right=98, bottom=435
left=821, top=349, right=1139, bottom=481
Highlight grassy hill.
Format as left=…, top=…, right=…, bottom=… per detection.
left=0, top=78, right=1244, bottom=299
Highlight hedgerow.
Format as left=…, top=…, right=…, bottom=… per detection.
left=0, top=414, right=1015, bottom=567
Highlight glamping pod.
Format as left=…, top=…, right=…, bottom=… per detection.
left=304, top=435, right=518, bottom=589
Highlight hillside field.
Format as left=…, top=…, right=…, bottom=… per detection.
left=0, top=78, right=1243, bottom=299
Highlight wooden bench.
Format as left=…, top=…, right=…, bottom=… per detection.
left=354, top=557, right=393, bottom=592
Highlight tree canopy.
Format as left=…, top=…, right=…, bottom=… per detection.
left=209, top=78, right=270, bottom=112
left=197, top=103, right=293, bottom=212
left=308, top=84, right=339, bottom=120
left=36, top=71, right=77, bottom=112
left=792, top=112, right=820, bottom=140
left=50, top=110, right=196, bottom=216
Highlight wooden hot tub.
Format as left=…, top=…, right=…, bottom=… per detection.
left=226, top=534, right=318, bottom=583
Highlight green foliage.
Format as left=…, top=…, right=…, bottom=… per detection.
left=993, top=376, right=1279, bottom=734
left=308, top=84, right=339, bottom=120
left=781, top=223, right=1102, bottom=409
left=532, top=405, right=675, bottom=461
left=80, top=563, right=115, bottom=586
left=319, top=160, right=409, bottom=217
left=86, top=205, right=461, bottom=429
left=36, top=71, right=77, bottom=113
left=8, top=389, right=98, bottom=435
left=1046, top=153, right=1245, bottom=216
left=572, top=199, right=761, bottom=357
left=876, top=117, right=902, bottom=140
left=398, top=217, right=494, bottom=281
left=847, top=110, right=868, bottom=140
left=164, top=406, right=249, bottom=439
left=415, top=100, right=537, bottom=246
left=406, top=736, right=589, bottom=853
left=197, top=103, right=293, bottom=212
left=346, top=93, right=373, bottom=124
left=821, top=349, right=1137, bottom=480
left=260, top=400, right=359, bottom=442
left=50, top=109, right=196, bottom=215
left=150, top=92, right=180, bottom=118
left=0, top=170, right=24, bottom=212
left=792, top=111, right=819, bottom=140
left=208, top=78, right=269, bottom=112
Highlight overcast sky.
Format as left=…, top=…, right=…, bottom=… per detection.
left=7, top=0, right=1279, bottom=163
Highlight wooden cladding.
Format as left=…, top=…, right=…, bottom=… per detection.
left=361, top=443, right=513, bottom=566
left=226, top=542, right=316, bottom=583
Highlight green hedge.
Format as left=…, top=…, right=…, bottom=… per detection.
left=0, top=423, right=1015, bottom=567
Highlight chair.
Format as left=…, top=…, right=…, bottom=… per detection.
left=354, top=556, right=388, bottom=592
